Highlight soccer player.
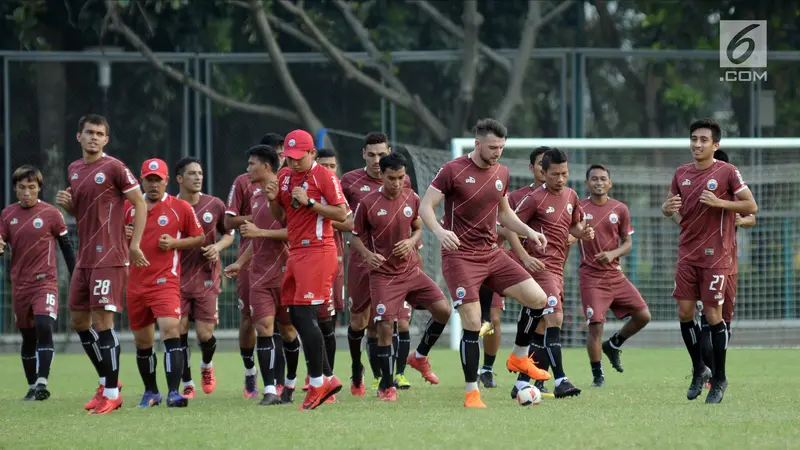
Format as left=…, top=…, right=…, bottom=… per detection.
left=56, top=114, right=148, bottom=414
left=478, top=146, right=548, bottom=389
left=224, top=145, right=290, bottom=406
left=0, top=165, right=75, bottom=401
left=502, top=148, right=594, bottom=399
left=339, top=132, right=414, bottom=395
left=350, top=152, right=451, bottom=401
left=261, top=132, right=285, bottom=164
left=579, top=164, right=651, bottom=387
left=661, top=118, right=758, bottom=404
left=268, top=129, right=348, bottom=410
left=174, top=157, right=235, bottom=398
left=124, top=158, right=204, bottom=408
left=420, top=118, right=552, bottom=408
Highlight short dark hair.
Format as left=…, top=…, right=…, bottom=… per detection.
left=260, top=133, right=284, bottom=147
left=174, top=157, right=202, bottom=177
left=12, top=164, right=43, bottom=187
left=713, top=149, right=729, bottom=163
left=78, top=114, right=110, bottom=134
left=586, top=164, right=610, bottom=180
left=474, top=118, right=507, bottom=139
left=316, top=148, right=337, bottom=159
left=364, top=131, right=389, bottom=148
left=541, top=148, right=567, bottom=172
left=247, top=145, right=280, bottom=172
left=379, top=152, right=407, bottom=173
left=530, top=147, right=550, bottom=165
left=690, top=118, right=721, bottom=143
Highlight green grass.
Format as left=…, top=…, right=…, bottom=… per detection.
left=0, top=348, right=798, bottom=449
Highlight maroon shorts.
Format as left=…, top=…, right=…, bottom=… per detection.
left=579, top=269, right=647, bottom=324
left=441, top=248, right=530, bottom=307
left=13, top=288, right=58, bottom=329
left=180, top=292, right=219, bottom=324
left=249, top=283, right=291, bottom=325
left=128, top=289, right=181, bottom=331
left=721, top=273, right=737, bottom=323
left=282, top=249, right=337, bottom=307
left=531, top=271, right=564, bottom=314
left=68, top=266, right=128, bottom=312
left=370, top=267, right=445, bottom=322
left=347, top=258, right=371, bottom=314
left=673, top=263, right=730, bottom=308
left=237, top=268, right=251, bottom=317
left=317, top=298, right=337, bottom=321
left=332, top=263, right=345, bottom=312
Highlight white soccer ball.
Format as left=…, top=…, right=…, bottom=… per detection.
left=517, top=385, right=542, bottom=406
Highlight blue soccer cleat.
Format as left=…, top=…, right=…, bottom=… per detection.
left=166, top=390, right=188, bottom=408
left=137, top=391, right=162, bottom=408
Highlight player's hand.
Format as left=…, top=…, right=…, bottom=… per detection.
left=735, top=213, right=743, bottom=226
left=130, top=245, right=150, bottom=267
left=224, top=263, right=240, bottom=278
left=56, top=188, right=72, bottom=209
left=526, top=230, right=548, bottom=249
left=291, top=187, right=309, bottom=207
left=522, top=256, right=545, bottom=273
left=239, top=220, right=261, bottom=239
left=158, top=234, right=176, bottom=251
left=699, top=190, right=723, bottom=208
left=202, top=245, right=219, bottom=261
left=365, top=252, right=386, bottom=270
left=595, top=251, right=615, bottom=264
left=577, top=219, right=595, bottom=241
left=392, top=238, right=416, bottom=259
left=265, top=179, right=279, bottom=201
left=124, top=224, right=133, bottom=241
left=0, top=236, right=5, bottom=255
left=662, top=194, right=682, bottom=215
left=434, top=229, right=460, bottom=251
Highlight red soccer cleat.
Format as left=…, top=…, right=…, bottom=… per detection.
left=201, top=366, right=216, bottom=395
left=89, top=395, right=123, bottom=415
left=302, top=376, right=310, bottom=392
left=84, top=380, right=123, bottom=411
left=300, top=376, right=343, bottom=411
left=325, top=394, right=337, bottom=404
left=407, top=355, right=439, bottom=385
left=276, top=385, right=284, bottom=397
left=378, top=386, right=398, bottom=402
left=182, top=385, right=196, bottom=399
left=351, top=380, right=366, bottom=397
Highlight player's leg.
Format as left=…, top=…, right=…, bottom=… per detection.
left=347, top=302, right=371, bottom=396
left=88, top=267, right=128, bottom=411
left=674, top=264, right=712, bottom=400
left=155, top=308, right=187, bottom=408
left=479, top=294, right=503, bottom=388
left=318, top=303, right=337, bottom=377
left=602, top=279, right=651, bottom=373
left=18, top=325, right=38, bottom=400
left=394, top=309, right=412, bottom=390
left=698, top=311, right=714, bottom=375
left=375, top=319, right=398, bottom=402
left=365, top=323, right=382, bottom=391
left=580, top=279, right=611, bottom=387
left=406, top=272, right=451, bottom=386
left=699, top=270, right=729, bottom=404
left=278, top=322, right=299, bottom=402
left=178, top=307, right=195, bottom=398
left=538, top=311, right=581, bottom=398
left=723, top=273, right=737, bottom=342
left=193, top=295, right=219, bottom=395
left=586, top=322, right=605, bottom=386
left=238, top=269, right=258, bottom=398
left=32, top=315, right=55, bottom=400
left=478, top=284, right=495, bottom=337
left=68, top=269, right=107, bottom=408
left=133, top=320, right=162, bottom=408
left=254, top=316, right=281, bottom=406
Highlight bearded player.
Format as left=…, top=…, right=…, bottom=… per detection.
left=1, top=165, right=76, bottom=401
left=56, top=114, right=148, bottom=414
left=174, top=157, right=234, bottom=398
left=661, top=118, right=757, bottom=404
left=420, top=118, right=552, bottom=408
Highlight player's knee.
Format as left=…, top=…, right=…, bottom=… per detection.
left=457, top=303, right=483, bottom=331
left=376, top=320, right=394, bottom=343
left=587, top=323, right=603, bottom=341
left=289, top=305, right=316, bottom=331
left=350, top=311, right=369, bottom=331
left=429, top=301, right=451, bottom=323
left=278, top=323, right=297, bottom=341
left=318, top=318, right=335, bottom=336
left=196, top=327, right=214, bottom=343
left=90, top=310, right=114, bottom=331
left=397, top=319, right=410, bottom=333
left=70, top=311, right=91, bottom=332
left=635, top=308, right=652, bottom=324
left=157, top=318, right=181, bottom=340
left=677, top=302, right=696, bottom=321
left=543, top=312, right=563, bottom=328
left=34, top=315, right=55, bottom=342
left=20, top=327, right=37, bottom=352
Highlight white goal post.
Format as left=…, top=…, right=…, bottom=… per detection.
left=443, top=137, right=800, bottom=350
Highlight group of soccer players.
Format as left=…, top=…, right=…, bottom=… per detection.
left=1, top=113, right=754, bottom=412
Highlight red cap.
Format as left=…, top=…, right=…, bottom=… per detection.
left=283, top=130, right=315, bottom=160
left=141, top=158, right=168, bottom=179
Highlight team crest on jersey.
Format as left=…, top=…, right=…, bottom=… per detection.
left=456, top=287, right=466, bottom=299
left=253, top=202, right=259, bottom=209
left=495, top=179, right=503, bottom=191
left=158, top=215, right=169, bottom=226
left=148, top=160, right=159, bottom=170
left=585, top=213, right=593, bottom=220
left=609, top=213, right=618, bottom=224
left=707, top=179, right=718, bottom=191
left=567, top=204, right=573, bottom=214
left=547, top=296, right=558, bottom=307
left=202, top=212, right=213, bottom=223
left=403, top=206, right=413, bottom=217
left=94, top=172, right=106, bottom=184
left=586, top=307, right=594, bottom=319
left=71, top=173, right=79, bottom=180
left=376, top=303, right=387, bottom=315
left=33, top=218, right=43, bottom=229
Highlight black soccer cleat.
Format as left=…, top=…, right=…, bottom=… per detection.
left=602, top=341, right=624, bottom=373
left=554, top=380, right=582, bottom=399
left=259, top=393, right=283, bottom=406
left=479, top=371, right=497, bottom=388
left=510, top=385, right=519, bottom=399
left=23, top=388, right=36, bottom=401
left=534, top=380, right=549, bottom=394
left=687, top=366, right=712, bottom=400
left=705, top=378, right=728, bottom=404
left=591, top=376, right=605, bottom=387
left=34, top=383, right=50, bottom=401
left=281, top=386, right=295, bottom=403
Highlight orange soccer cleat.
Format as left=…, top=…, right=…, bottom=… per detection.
left=406, top=354, right=439, bottom=385
left=300, top=376, right=342, bottom=411
left=84, top=380, right=123, bottom=411
left=182, top=384, right=196, bottom=399
left=378, top=386, right=398, bottom=402
left=89, top=395, right=123, bottom=415
left=464, top=389, right=486, bottom=408
left=506, top=353, right=551, bottom=381
left=201, top=366, right=217, bottom=395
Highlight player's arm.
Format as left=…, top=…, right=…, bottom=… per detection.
left=0, top=219, right=8, bottom=256
left=497, top=196, right=547, bottom=247
left=56, top=234, right=76, bottom=275
left=224, top=214, right=253, bottom=230
left=737, top=213, right=756, bottom=229
left=419, top=187, right=446, bottom=236
left=502, top=226, right=529, bottom=261
left=214, top=232, right=235, bottom=252
left=166, top=233, right=204, bottom=250
left=56, top=189, right=76, bottom=217
left=333, top=215, right=354, bottom=232
left=125, top=189, right=149, bottom=265
left=701, top=187, right=758, bottom=215
left=235, top=242, right=254, bottom=266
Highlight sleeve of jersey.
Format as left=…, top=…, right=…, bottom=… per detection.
left=123, top=201, right=134, bottom=226
left=514, top=194, right=534, bottom=224
left=351, top=202, right=367, bottom=237
left=52, top=209, right=69, bottom=236
left=571, top=192, right=584, bottom=225
left=115, top=163, right=140, bottom=194
left=225, top=179, right=244, bottom=216
left=669, top=171, right=680, bottom=196
left=216, top=201, right=234, bottom=235
left=0, top=214, right=7, bottom=241
left=320, top=172, right=346, bottom=206
left=729, top=165, right=749, bottom=195
left=429, top=164, right=452, bottom=194
left=621, top=205, right=634, bottom=235
left=184, top=203, right=204, bottom=237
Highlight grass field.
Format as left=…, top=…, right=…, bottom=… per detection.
left=1, top=347, right=798, bottom=449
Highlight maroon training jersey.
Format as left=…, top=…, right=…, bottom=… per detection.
left=578, top=198, right=633, bottom=272
left=513, top=185, right=583, bottom=275
left=68, top=154, right=139, bottom=268
left=669, top=160, right=747, bottom=269
left=0, top=201, right=68, bottom=293
left=225, top=173, right=260, bottom=259
left=430, top=155, right=509, bottom=255
left=352, top=187, right=421, bottom=276
left=508, top=183, right=537, bottom=211
left=179, top=194, right=232, bottom=297
left=250, top=190, right=289, bottom=288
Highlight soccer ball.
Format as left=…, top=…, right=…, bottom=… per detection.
left=517, top=385, right=542, bottom=406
